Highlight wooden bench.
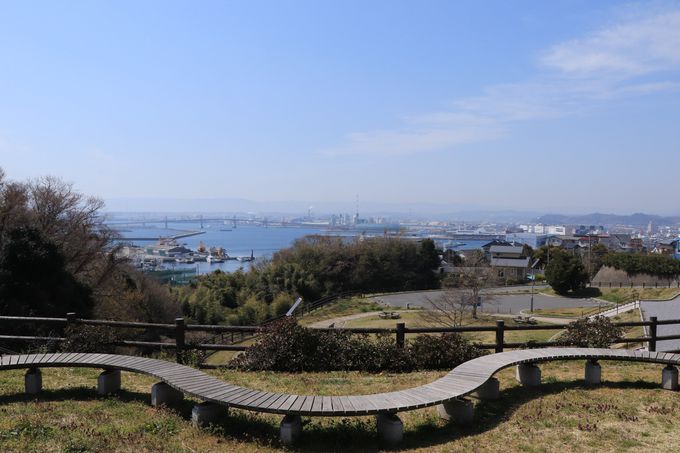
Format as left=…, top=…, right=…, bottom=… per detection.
left=378, top=311, right=401, bottom=319
left=1, top=348, right=679, bottom=445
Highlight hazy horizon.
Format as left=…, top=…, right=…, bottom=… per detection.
left=2, top=1, right=680, bottom=213
left=103, top=195, right=680, bottom=221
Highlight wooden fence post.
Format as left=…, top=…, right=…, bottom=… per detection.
left=66, top=312, right=77, bottom=326
left=495, top=320, right=505, bottom=353
left=175, top=317, right=185, bottom=363
left=649, top=316, right=657, bottom=352
left=396, top=323, right=405, bottom=349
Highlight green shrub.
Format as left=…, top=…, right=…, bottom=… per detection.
left=270, top=293, right=294, bottom=317
left=561, top=316, right=623, bottom=348
left=230, top=318, right=482, bottom=372
left=61, top=325, right=121, bottom=353
left=409, top=333, right=481, bottom=369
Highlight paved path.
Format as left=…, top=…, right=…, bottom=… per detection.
left=640, top=295, right=680, bottom=352
left=374, top=291, right=604, bottom=315
left=309, top=309, right=570, bottom=330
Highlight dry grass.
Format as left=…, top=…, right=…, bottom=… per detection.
left=343, top=312, right=561, bottom=346
left=597, top=287, right=680, bottom=304
left=531, top=307, right=592, bottom=318
left=1, top=360, right=679, bottom=452
left=541, top=287, right=680, bottom=304
left=298, top=298, right=387, bottom=326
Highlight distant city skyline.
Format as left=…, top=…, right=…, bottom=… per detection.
left=103, top=196, right=680, bottom=222
left=2, top=1, right=680, bottom=213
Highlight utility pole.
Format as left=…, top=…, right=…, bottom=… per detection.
left=530, top=258, right=540, bottom=313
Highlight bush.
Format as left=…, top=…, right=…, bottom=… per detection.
left=230, top=318, right=482, bottom=372
left=409, top=333, right=481, bottom=370
left=270, top=293, right=294, bottom=317
left=561, top=316, right=623, bottom=348
left=61, top=325, right=121, bottom=353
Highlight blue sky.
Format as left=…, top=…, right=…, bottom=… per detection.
left=1, top=1, right=679, bottom=214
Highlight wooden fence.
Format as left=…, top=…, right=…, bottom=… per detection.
left=3, top=313, right=680, bottom=366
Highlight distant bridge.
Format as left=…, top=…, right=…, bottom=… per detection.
left=105, top=217, right=322, bottom=229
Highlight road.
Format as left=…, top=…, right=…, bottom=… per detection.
left=373, top=289, right=604, bottom=315
left=640, top=296, right=680, bottom=352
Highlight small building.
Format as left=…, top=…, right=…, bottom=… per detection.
left=489, top=245, right=530, bottom=280
left=504, top=232, right=549, bottom=249
left=599, top=234, right=633, bottom=252
left=144, top=244, right=193, bottom=257
left=652, top=241, right=676, bottom=256
left=481, top=239, right=513, bottom=257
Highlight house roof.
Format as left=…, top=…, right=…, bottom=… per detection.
left=491, top=257, right=530, bottom=268
left=489, top=245, right=524, bottom=254
left=482, top=239, right=512, bottom=249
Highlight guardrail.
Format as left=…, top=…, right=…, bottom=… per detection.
left=590, top=281, right=680, bottom=289
left=3, top=313, right=680, bottom=364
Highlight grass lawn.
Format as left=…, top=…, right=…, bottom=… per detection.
left=343, top=312, right=561, bottom=346
left=1, top=361, right=679, bottom=452
left=298, top=297, right=387, bottom=326
left=541, top=287, right=680, bottom=304
left=596, top=287, right=680, bottom=304
left=530, top=307, right=591, bottom=318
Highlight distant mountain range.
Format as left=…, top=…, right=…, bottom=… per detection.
left=534, top=213, right=680, bottom=227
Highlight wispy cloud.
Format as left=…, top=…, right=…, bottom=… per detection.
left=325, top=5, right=680, bottom=156
left=541, top=11, right=680, bottom=76
left=324, top=112, right=504, bottom=156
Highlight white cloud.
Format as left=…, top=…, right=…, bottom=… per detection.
left=326, top=6, right=680, bottom=156
left=542, top=11, right=680, bottom=76
left=323, top=124, right=505, bottom=156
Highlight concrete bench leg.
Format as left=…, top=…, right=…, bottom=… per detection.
left=192, top=402, right=225, bottom=427
left=516, top=363, right=541, bottom=387
left=97, top=369, right=121, bottom=395
left=25, top=368, right=42, bottom=395
left=662, top=366, right=679, bottom=390
left=437, top=398, right=474, bottom=424
left=584, top=360, right=601, bottom=385
left=376, top=413, right=403, bottom=446
left=151, top=382, right=183, bottom=407
left=280, top=414, right=302, bottom=445
left=472, top=377, right=500, bottom=400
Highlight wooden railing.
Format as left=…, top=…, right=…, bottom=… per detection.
left=3, top=314, right=680, bottom=365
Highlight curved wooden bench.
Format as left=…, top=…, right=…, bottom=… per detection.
left=2, top=348, right=679, bottom=445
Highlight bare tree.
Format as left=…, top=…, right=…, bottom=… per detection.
left=423, top=290, right=475, bottom=327
left=424, top=250, right=498, bottom=326
left=1, top=170, right=124, bottom=296
left=26, top=176, right=123, bottom=290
